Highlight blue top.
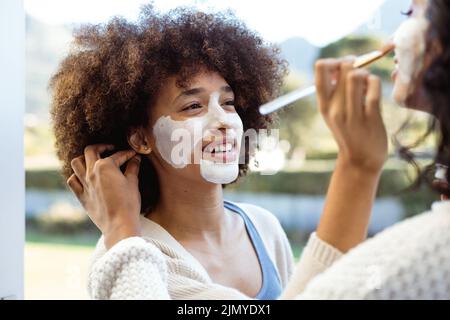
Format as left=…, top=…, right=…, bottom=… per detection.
left=224, top=200, right=282, bottom=300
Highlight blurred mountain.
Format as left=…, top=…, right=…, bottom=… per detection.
left=278, top=0, right=411, bottom=82
left=279, top=37, right=319, bottom=81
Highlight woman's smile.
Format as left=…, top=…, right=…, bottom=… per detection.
left=202, top=136, right=238, bottom=163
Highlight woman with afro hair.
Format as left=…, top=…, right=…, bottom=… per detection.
left=51, top=5, right=385, bottom=299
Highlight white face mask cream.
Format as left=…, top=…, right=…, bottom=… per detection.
left=393, top=16, right=429, bottom=85
left=392, top=0, right=430, bottom=107
left=152, top=91, right=243, bottom=184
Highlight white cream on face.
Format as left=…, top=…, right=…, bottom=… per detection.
left=393, top=16, right=429, bottom=85
left=152, top=91, right=243, bottom=184
left=199, top=92, right=243, bottom=184
left=153, top=113, right=201, bottom=169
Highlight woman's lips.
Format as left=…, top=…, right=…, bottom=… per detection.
left=391, top=56, right=400, bottom=81
left=202, top=146, right=237, bottom=163
left=391, top=66, right=399, bottom=81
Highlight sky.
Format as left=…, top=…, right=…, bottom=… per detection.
left=24, top=0, right=387, bottom=47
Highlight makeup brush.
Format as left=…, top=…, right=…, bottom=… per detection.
left=259, top=43, right=395, bottom=115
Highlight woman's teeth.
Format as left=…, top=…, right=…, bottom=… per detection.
left=204, top=143, right=233, bottom=153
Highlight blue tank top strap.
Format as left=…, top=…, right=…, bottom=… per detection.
left=223, top=200, right=282, bottom=300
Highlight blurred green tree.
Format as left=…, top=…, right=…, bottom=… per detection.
left=276, top=74, right=319, bottom=159
left=318, top=35, right=395, bottom=82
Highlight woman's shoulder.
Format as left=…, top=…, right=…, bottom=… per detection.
left=225, top=201, right=292, bottom=252
left=226, top=200, right=295, bottom=286
left=226, top=201, right=282, bottom=229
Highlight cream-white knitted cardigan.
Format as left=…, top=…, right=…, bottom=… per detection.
left=88, top=201, right=342, bottom=299
left=88, top=200, right=450, bottom=299
left=294, top=200, right=450, bottom=299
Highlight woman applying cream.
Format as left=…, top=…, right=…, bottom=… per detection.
left=51, top=6, right=386, bottom=299
left=84, top=0, right=450, bottom=299
left=294, top=0, right=450, bottom=299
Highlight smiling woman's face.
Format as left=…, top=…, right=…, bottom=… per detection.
left=392, top=0, right=432, bottom=110
left=145, top=70, right=244, bottom=185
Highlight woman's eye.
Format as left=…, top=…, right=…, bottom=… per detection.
left=223, top=100, right=236, bottom=108
left=401, top=8, right=413, bottom=17
left=182, top=103, right=203, bottom=111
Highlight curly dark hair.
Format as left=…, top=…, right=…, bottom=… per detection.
left=49, top=5, right=288, bottom=213
left=395, top=0, right=450, bottom=196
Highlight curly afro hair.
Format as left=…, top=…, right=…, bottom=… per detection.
left=50, top=5, right=288, bottom=213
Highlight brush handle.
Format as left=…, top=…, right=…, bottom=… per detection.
left=259, top=44, right=394, bottom=115
left=259, top=85, right=316, bottom=115
left=353, top=50, right=383, bottom=68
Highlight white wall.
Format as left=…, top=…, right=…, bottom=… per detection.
left=0, top=0, right=25, bottom=300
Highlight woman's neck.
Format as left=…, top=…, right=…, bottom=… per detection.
left=146, top=172, right=233, bottom=243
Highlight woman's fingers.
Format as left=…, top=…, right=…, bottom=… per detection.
left=109, top=150, right=137, bottom=167
left=71, top=155, right=86, bottom=185
left=334, top=59, right=355, bottom=113
left=365, top=75, right=382, bottom=119
left=67, top=173, right=83, bottom=197
left=84, top=144, right=114, bottom=171
left=125, top=155, right=141, bottom=181
left=336, top=58, right=355, bottom=92
left=346, top=69, right=369, bottom=119
left=315, top=58, right=340, bottom=111
left=70, top=155, right=86, bottom=174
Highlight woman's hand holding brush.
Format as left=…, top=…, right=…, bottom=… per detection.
left=313, top=57, right=388, bottom=253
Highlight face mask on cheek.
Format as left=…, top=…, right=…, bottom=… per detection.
left=393, top=15, right=429, bottom=96
left=152, top=91, right=244, bottom=184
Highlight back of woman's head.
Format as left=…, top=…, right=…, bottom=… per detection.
left=422, top=0, right=450, bottom=192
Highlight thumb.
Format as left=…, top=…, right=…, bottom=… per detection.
left=125, top=155, right=141, bottom=181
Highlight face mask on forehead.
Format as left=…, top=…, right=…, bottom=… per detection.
left=153, top=91, right=244, bottom=184
left=393, top=2, right=430, bottom=89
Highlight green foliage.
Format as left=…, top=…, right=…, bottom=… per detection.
left=26, top=228, right=100, bottom=247
left=26, top=169, right=67, bottom=190
left=30, top=202, right=96, bottom=235
left=318, top=35, right=395, bottom=82
left=276, top=80, right=318, bottom=157
left=319, top=36, right=382, bottom=59
left=229, top=167, right=410, bottom=197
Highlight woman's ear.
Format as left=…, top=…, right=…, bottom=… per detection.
left=425, top=38, right=443, bottom=66
left=127, top=127, right=152, bottom=154
left=430, top=38, right=443, bottom=59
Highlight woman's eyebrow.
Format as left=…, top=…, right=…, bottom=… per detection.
left=221, top=85, right=233, bottom=94
left=173, top=86, right=233, bottom=102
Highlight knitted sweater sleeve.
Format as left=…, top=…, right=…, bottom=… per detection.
left=88, top=237, right=170, bottom=299
left=295, top=208, right=450, bottom=299
left=87, top=232, right=343, bottom=300
left=280, top=232, right=343, bottom=299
